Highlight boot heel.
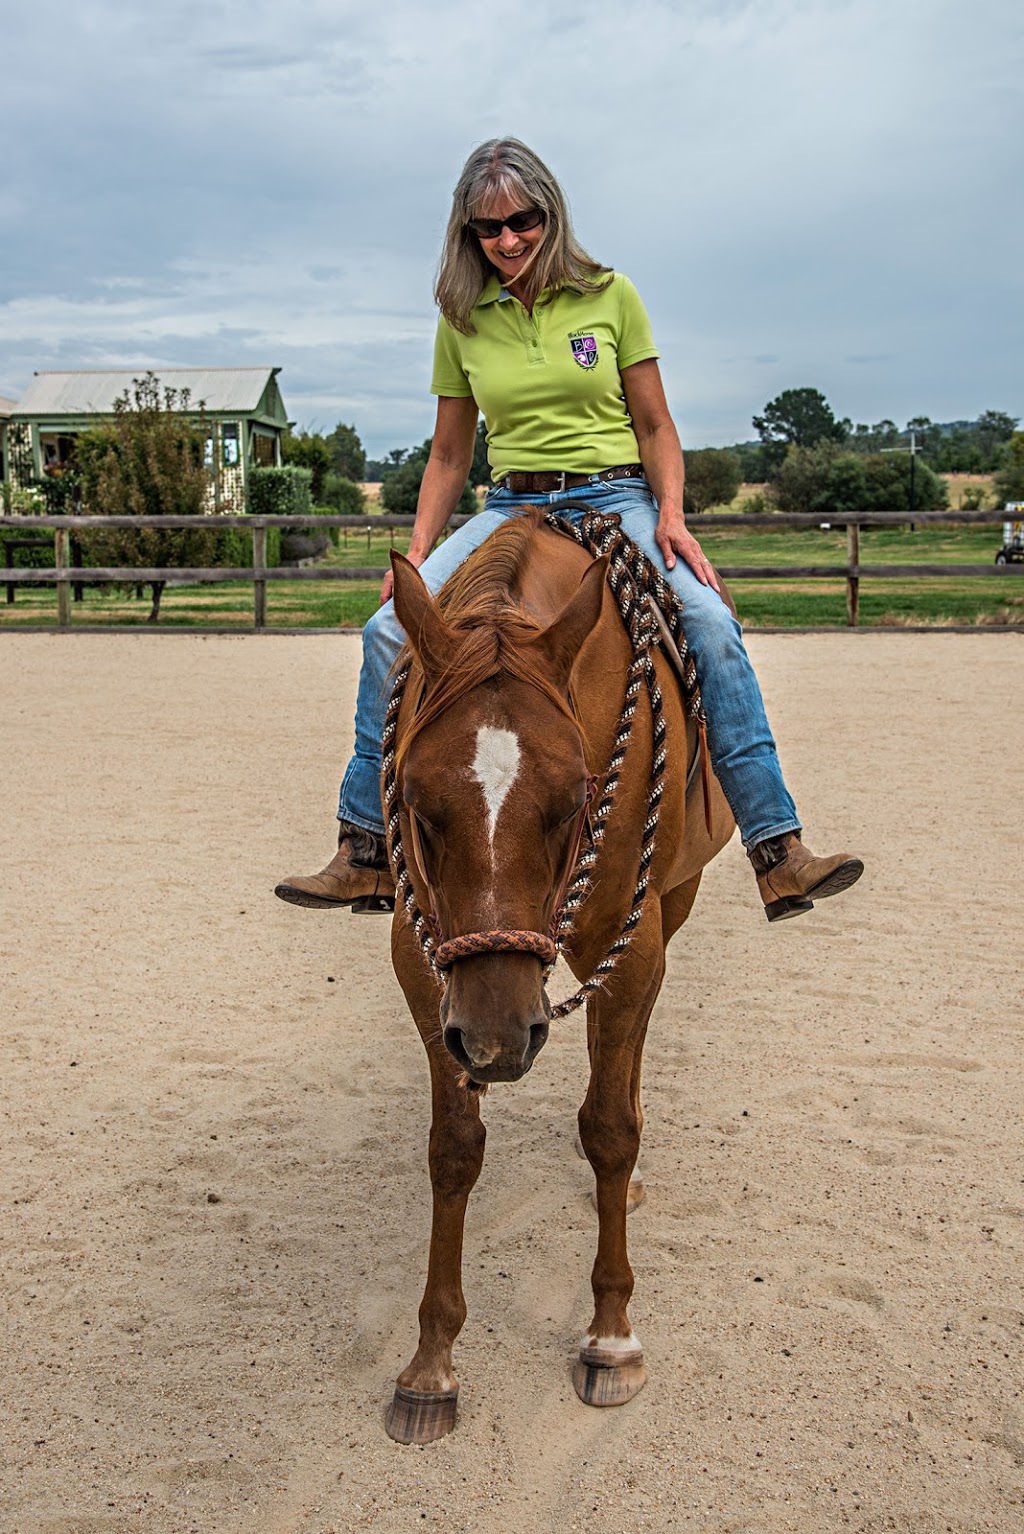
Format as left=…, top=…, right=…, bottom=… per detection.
left=764, top=894, right=814, bottom=923
left=351, top=894, right=396, bottom=915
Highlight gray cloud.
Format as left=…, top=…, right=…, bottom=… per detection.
left=1, top=0, right=1021, bottom=454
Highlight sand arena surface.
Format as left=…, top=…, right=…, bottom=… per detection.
left=2, top=631, right=1023, bottom=1534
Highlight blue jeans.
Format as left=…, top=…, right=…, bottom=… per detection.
left=338, top=477, right=800, bottom=849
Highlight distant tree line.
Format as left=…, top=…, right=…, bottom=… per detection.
left=695, top=388, right=1022, bottom=517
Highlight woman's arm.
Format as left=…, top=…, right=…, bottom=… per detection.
left=379, top=394, right=479, bottom=604
left=621, top=358, right=720, bottom=593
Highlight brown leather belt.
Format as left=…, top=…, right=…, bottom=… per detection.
left=495, top=463, right=645, bottom=494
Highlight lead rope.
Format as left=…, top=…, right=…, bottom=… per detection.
left=381, top=508, right=707, bottom=1016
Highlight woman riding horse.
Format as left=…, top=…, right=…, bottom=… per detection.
left=275, top=137, right=863, bottom=922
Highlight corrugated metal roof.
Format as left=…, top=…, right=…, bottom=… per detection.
left=12, top=368, right=280, bottom=417
left=0, top=395, right=17, bottom=417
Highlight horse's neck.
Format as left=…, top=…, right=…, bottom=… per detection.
left=515, top=524, right=597, bottom=623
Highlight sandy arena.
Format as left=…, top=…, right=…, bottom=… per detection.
left=2, top=631, right=1022, bottom=1534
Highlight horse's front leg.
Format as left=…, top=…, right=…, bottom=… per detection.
left=386, top=952, right=486, bottom=1444
left=574, top=936, right=664, bottom=1408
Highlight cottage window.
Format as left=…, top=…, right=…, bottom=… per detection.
left=253, top=431, right=276, bottom=467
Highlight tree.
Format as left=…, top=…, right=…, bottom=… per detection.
left=975, top=410, right=1018, bottom=468
left=682, top=448, right=743, bottom=515
left=282, top=429, right=331, bottom=501
left=326, top=422, right=366, bottom=482
left=74, top=373, right=217, bottom=623
left=753, top=388, right=847, bottom=470
left=470, top=419, right=489, bottom=486
left=861, top=454, right=946, bottom=513
left=771, top=441, right=844, bottom=515
left=994, top=433, right=1024, bottom=504
left=728, top=441, right=770, bottom=483
left=772, top=442, right=946, bottom=517
left=379, top=438, right=478, bottom=516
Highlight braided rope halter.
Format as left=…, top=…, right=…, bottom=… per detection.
left=381, top=508, right=706, bottom=1020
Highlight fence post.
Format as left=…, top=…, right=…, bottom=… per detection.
left=252, top=522, right=267, bottom=630
left=71, top=534, right=84, bottom=602
left=55, top=528, right=71, bottom=628
left=846, top=522, right=860, bottom=627
left=5, top=538, right=13, bottom=605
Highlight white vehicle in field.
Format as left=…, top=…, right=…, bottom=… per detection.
left=995, top=504, right=1024, bottom=564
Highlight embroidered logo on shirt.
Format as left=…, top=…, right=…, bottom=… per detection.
left=569, top=332, right=599, bottom=369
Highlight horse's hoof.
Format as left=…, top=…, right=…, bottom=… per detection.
left=385, top=1385, right=458, bottom=1444
left=626, top=1171, right=646, bottom=1213
left=572, top=1345, right=646, bottom=1408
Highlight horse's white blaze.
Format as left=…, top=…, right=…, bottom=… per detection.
left=471, top=725, right=521, bottom=846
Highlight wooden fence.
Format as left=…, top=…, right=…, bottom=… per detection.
left=0, top=510, right=1019, bottom=630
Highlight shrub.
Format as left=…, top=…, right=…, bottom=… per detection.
left=247, top=465, right=313, bottom=518
left=321, top=473, right=366, bottom=516
left=213, top=524, right=282, bottom=568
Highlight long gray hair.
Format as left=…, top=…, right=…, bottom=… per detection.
left=435, top=138, right=611, bottom=334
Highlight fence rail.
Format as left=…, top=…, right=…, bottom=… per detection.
left=1, top=510, right=1019, bottom=630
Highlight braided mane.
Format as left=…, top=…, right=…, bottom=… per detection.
left=396, top=510, right=579, bottom=770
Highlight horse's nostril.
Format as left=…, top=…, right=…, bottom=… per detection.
left=528, top=1022, right=550, bottom=1060
left=442, top=1026, right=472, bottom=1070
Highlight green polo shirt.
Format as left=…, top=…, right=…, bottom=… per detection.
left=430, top=272, right=659, bottom=481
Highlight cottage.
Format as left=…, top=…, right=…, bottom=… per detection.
left=0, top=395, right=16, bottom=485
left=2, top=367, right=290, bottom=512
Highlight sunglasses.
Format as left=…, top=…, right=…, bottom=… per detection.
left=465, top=208, right=545, bottom=240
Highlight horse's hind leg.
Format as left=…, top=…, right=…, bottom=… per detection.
left=574, top=932, right=665, bottom=1408
left=386, top=944, right=486, bottom=1445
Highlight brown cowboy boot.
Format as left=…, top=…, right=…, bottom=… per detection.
left=748, top=832, right=863, bottom=923
left=274, top=820, right=396, bottom=913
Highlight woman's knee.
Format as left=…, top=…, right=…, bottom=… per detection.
left=675, top=583, right=744, bottom=667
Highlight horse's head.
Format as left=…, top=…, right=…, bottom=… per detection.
left=392, top=549, right=607, bottom=1084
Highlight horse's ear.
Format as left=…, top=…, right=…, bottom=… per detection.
left=527, top=555, right=609, bottom=693
left=390, top=551, right=452, bottom=682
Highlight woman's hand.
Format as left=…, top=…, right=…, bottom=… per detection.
left=378, top=546, right=428, bottom=607
left=655, top=508, right=721, bottom=594
left=378, top=395, right=479, bottom=606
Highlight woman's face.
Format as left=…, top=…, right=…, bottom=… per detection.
left=472, top=192, right=545, bottom=286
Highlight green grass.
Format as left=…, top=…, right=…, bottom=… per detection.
left=3, top=521, right=1021, bottom=630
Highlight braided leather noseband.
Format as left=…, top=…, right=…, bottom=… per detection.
left=434, top=929, right=558, bottom=972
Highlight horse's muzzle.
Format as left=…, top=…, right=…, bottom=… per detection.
left=442, top=1018, right=550, bottom=1084
left=440, top=958, right=551, bottom=1083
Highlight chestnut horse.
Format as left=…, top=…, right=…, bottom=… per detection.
left=384, top=508, right=734, bottom=1444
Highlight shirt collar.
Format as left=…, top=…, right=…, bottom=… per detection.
left=477, top=275, right=554, bottom=307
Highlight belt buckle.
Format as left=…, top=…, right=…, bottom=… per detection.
left=555, top=471, right=566, bottom=492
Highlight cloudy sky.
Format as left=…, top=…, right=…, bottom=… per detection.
left=1, top=0, right=1021, bottom=457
